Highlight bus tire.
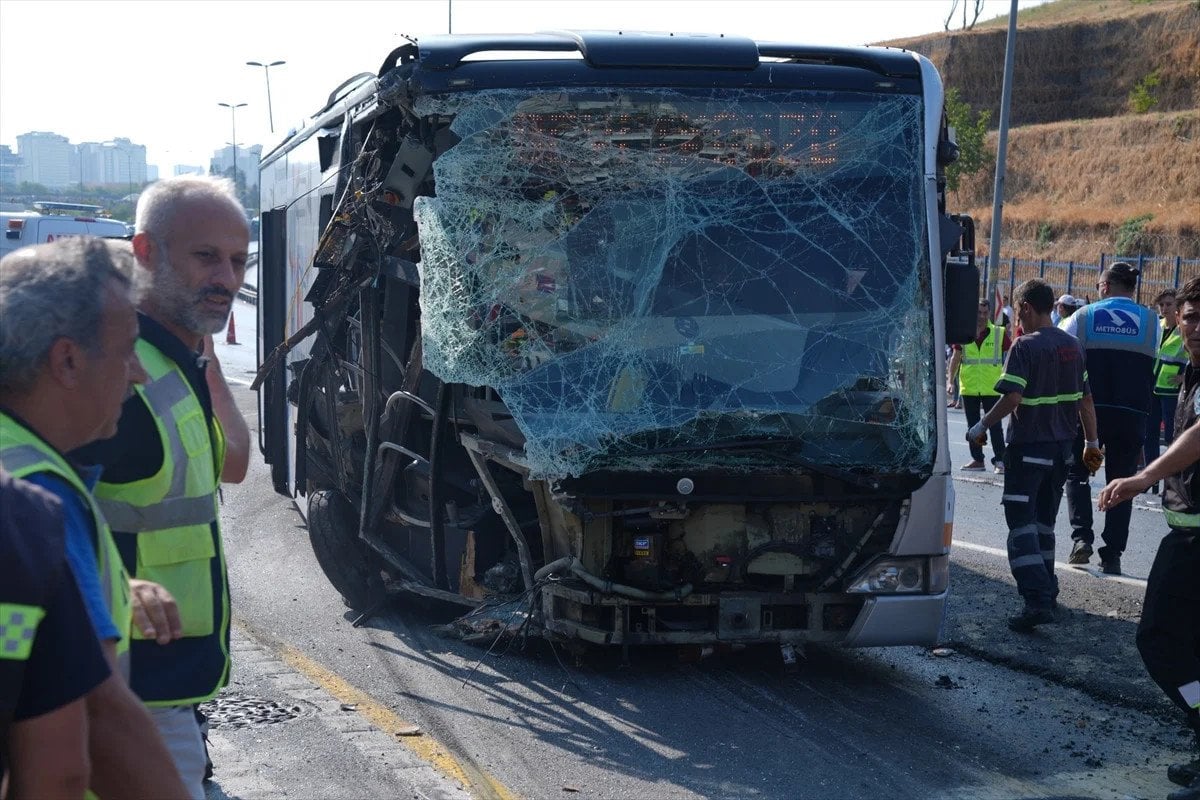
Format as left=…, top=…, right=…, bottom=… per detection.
left=307, top=489, right=379, bottom=611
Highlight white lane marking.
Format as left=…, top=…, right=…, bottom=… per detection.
left=952, top=539, right=1148, bottom=588
left=227, top=375, right=253, bottom=387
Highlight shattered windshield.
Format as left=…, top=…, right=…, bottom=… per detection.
left=413, top=87, right=933, bottom=479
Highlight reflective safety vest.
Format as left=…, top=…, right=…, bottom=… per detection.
left=0, top=412, right=132, bottom=672
left=1154, top=327, right=1187, bottom=397
left=94, top=339, right=230, bottom=706
left=958, top=324, right=1005, bottom=397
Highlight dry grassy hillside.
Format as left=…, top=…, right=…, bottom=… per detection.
left=885, top=0, right=1200, bottom=262
left=889, top=0, right=1199, bottom=127
left=957, top=112, right=1200, bottom=259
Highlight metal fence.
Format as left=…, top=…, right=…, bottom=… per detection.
left=981, top=254, right=1200, bottom=304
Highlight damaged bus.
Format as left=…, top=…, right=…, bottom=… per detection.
left=254, top=31, right=979, bottom=650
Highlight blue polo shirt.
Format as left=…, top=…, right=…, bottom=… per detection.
left=24, top=466, right=122, bottom=643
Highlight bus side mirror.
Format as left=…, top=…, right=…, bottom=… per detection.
left=942, top=214, right=978, bottom=345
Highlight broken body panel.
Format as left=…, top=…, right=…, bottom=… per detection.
left=255, top=31, right=975, bottom=648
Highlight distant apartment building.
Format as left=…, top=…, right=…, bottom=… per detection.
left=174, top=164, right=205, bottom=176
left=102, top=138, right=148, bottom=187
left=0, top=145, right=22, bottom=190
left=147, top=164, right=159, bottom=181
left=15, top=132, right=148, bottom=189
left=210, top=144, right=262, bottom=193
left=77, top=141, right=107, bottom=185
left=16, top=131, right=73, bottom=188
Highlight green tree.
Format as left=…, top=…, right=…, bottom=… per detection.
left=944, top=88, right=992, bottom=193
left=1129, top=69, right=1161, bottom=114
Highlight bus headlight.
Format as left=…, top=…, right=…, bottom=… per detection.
left=845, top=557, right=927, bottom=594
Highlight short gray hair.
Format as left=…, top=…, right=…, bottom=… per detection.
left=135, top=174, right=248, bottom=241
left=0, top=238, right=134, bottom=394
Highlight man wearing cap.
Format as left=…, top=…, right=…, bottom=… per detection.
left=1062, top=262, right=1160, bottom=574
left=947, top=299, right=1011, bottom=472
left=1054, top=294, right=1085, bottom=329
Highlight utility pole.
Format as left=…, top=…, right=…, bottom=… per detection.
left=448, top=0, right=453, bottom=33
left=986, top=0, right=1019, bottom=293
left=218, top=102, right=248, bottom=194
left=246, top=60, right=285, bottom=133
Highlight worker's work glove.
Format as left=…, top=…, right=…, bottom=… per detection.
left=966, top=421, right=988, bottom=445
left=1082, top=440, right=1104, bottom=476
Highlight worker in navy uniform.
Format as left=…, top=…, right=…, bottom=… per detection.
left=1062, top=261, right=1160, bottom=574
left=1098, top=276, right=1200, bottom=800
left=72, top=175, right=251, bottom=799
left=1, top=468, right=110, bottom=797
left=966, top=279, right=1101, bottom=632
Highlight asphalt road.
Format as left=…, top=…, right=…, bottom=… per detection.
left=212, top=305, right=1189, bottom=799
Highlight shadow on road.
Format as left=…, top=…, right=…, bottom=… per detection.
left=340, top=564, right=1186, bottom=800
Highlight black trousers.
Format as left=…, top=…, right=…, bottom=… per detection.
left=1137, top=527, right=1200, bottom=753
left=1143, top=394, right=1180, bottom=467
left=1066, top=409, right=1145, bottom=560
left=963, top=394, right=1006, bottom=464
left=1002, top=441, right=1070, bottom=610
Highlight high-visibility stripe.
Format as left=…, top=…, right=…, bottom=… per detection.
left=1021, top=392, right=1084, bottom=406
left=1041, top=550, right=1055, bottom=560
left=0, top=446, right=46, bottom=473
left=98, top=493, right=217, bottom=531
left=0, top=603, right=45, bottom=661
left=1179, top=680, right=1200, bottom=709
left=96, top=371, right=203, bottom=531
left=999, top=373, right=1027, bottom=388
left=1010, top=554, right=1045, bottom=568
left=1002, top=494, right=1031, bottom=503
left=1022, top=456, right=1055, bottom=465
left=1165, top=509, right=1200, bottom=528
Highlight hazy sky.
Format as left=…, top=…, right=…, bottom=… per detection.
left=0, top=0, right=1045, bottom=173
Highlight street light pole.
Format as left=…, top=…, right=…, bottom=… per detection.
left=217, top=102, right=247, bottom=194
left=246, top=60, right=285, bottom=133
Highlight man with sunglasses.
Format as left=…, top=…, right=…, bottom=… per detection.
left=1061, top=262, right=1160, bottom=574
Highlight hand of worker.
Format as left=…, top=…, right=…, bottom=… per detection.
left=1098, top=475, right=1151, bottom=510
left=1082, top=440, right=1104, bottom=476
left=966, top=421, right=987, bottom=445
left=130, top=579, right=183, bottom=645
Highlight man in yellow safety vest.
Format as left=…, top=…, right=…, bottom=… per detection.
left=1146, top=289, right=1188, bottom=488
left=0, top=237, right=188, bottom=796
left=72, top=176, right=251, bottom=799
left=947, top=299, right=1012, bottom=473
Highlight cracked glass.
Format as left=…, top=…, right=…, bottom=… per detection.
left=413, top=87, right=934, bottom=478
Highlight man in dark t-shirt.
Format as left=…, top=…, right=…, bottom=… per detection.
left=1, top=468, right=111, bottom=795
left=966, top=279, right=1102, bottom=632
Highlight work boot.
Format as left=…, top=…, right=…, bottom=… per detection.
left=960, top=460, right=985, bottom=471
left=992, top=459, right=1005, bottom=475
left=1169, top=759, right=1200, bottom=788
left=1068, top=541, right=1093, bottom=565
left=1168, top=776, right=1200, bottom=800
left=1100, top=556, right=1122, bottom=576
left=1008, top=607, right=1055, bottom=633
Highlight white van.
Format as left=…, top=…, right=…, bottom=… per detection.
left=2, top=210, right=132, bottom=257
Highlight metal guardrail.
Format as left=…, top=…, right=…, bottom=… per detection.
left=981, top=253, right=1199, bottom=303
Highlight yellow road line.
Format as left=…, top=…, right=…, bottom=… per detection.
left=237, top=620, right=519, bottom=800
